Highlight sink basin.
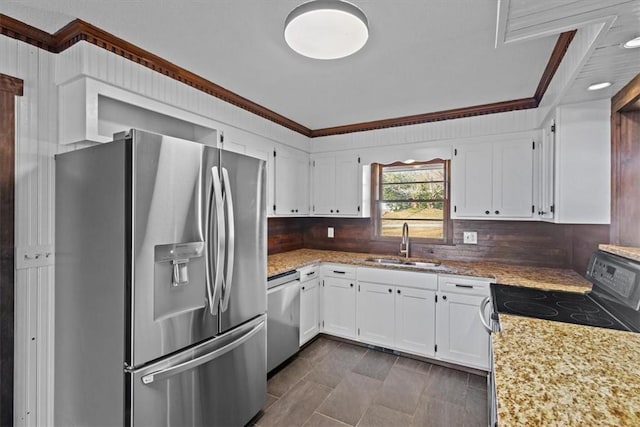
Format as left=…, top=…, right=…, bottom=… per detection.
left=364, top=258, right=443, bottom=269
left=365, top=258, right=404, bottom=265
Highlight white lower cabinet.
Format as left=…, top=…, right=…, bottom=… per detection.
left=299, top=273, right=320, bottom=346
left=356, top=282, right=396, bottom=347
left=436, top=275, right=491, bottom=370
left=356, top=268, right=437, bottom=358
left=395, top=287, right=436, bottom=357
left=322, top=265, right=357, bottom=339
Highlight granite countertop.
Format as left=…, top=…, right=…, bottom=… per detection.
left=599, top=244, right=640, bottom=262
left=267, top=248, right=592, bottom=293
left=493, top=315, right=640, bottom=426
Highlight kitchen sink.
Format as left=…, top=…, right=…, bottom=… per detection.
left=364, top=257, right=444, bottom=269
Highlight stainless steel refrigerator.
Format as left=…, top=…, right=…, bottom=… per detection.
left=55, top=129, right=267, bottom=426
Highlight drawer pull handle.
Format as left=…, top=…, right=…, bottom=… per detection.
left=333, top=270, right=346, bottom=274
left=306, top=271, right=315, bottom=276
left=455, top=284, right=474, bottom=289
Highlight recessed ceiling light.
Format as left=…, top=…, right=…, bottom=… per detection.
left=588, top=82, right=612, bottom=91
left=623, top=36, right=640, bottom=49
left=284, top=0, right=369, bottom=60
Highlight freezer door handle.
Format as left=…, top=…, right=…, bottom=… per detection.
left=141, top=319, right=264, bottom=385
left=210, top=166, right=226, bottom=315
left=221, top=167, right=235, bottom=312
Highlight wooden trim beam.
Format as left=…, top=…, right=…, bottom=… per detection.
left=612, top=71, right=640, bottom=113
left=0, top=72, right=22, bottom=427
left=0, top=13, right=574, bottom=138
left=534, top=30, right=576, bottom=103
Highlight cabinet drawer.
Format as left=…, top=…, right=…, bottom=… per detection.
left=322, top=264, right=357, bottom=280
left=357, top=267, right=437, bottom=291
left=298, top=264, right=320, bottom=283
left=438, top=275, right=491, bottom=296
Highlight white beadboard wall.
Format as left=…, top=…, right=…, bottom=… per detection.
left=310, top=108, right=540, bottom=154
left=56, top=42, right=311, bottom=153
left=0, top=35, right=56, bottom=427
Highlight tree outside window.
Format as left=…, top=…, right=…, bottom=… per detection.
left=373, top=159, right=450, bottom=242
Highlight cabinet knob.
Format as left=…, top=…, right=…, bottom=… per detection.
left=336, top=209, right=340, bottom=213
left=330, top=209, right=334, bottom=213
left=302, top=286, right=305, bottom=290
left=291, top=209, right=295, bottom=213
left=442, top=295, right=447, bottom=300
left=397, top=289, right=401, bottom=294
left=388, top=288, right=392, bottom=293
left=350, top=283, right=354, bottom=287
left=485, top=210, right=490, bottom=215
left=295, top=209, right=299, bottom=213
left=495, top=210, right=500, bottom=215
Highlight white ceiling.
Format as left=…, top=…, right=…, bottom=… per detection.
left=1, top=1, right=638, bottom=130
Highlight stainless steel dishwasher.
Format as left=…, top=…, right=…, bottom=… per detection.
left=267, top=270, right=301, bottom=373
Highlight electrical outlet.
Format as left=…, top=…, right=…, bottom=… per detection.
left=463, top=231, right=477, bottom=244
left=328, top=227, right=334, bottom=238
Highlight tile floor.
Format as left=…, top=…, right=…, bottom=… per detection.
left=252, top=336, right=488, bottom=427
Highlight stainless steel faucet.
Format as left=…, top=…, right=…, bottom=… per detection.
left=400, top=222, right=410, bottom=258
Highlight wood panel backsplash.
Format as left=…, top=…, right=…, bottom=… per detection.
left=268, top=217, right=609, bottom=274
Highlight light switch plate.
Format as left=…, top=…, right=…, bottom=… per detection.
left=328, top=227, right=334, bottom=238
left=463, top=231, right=477, bottom=244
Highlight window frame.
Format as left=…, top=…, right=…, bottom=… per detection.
left=371, top=159, right=452, bottom=244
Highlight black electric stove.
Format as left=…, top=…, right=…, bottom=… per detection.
left=490, top=250, right=640, bottom=333
left=491, top=283, right=629, bottom=331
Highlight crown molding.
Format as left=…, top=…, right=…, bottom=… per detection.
left=0, top=13, right=574, bottom=138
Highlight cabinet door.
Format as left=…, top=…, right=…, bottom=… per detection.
left=356, top=282, right=395, bottom=347
left=311, top=156, right=335, bottom=215
left=539, top=126, right=555, bottom=220
left=334, top=155, right=360, bottom=215
left=493, top=139, right=534, bottom=218
left=300, top=278, right=320, bottom=345
left=436, top=292, right=489, bottom=370
left=274, top=145, right=308, bottom=215
left=322, top=277, right=356, bottom=339
left=295, top=155, right=310, bottom=215
left=274, top=146, right=297, bottom=215
left=452, top=142, right=493, bottom=217
left=395, top=287, right=436, bottom=357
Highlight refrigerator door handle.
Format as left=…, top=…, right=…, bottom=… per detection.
left=210, top=166, right=226, bottom=315
left=140, top=319, right=264, bottom=385
left=221, top=167, right=235, bottom=312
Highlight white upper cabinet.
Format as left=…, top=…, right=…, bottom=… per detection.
left=452, top=134, right=535, bottom=220
left=310, top=152, right=362, bottom=216
left=273, top=144, right=309, bottom=216
left=534, top=121, right=555, bottom=221
left=550, top=99, right=611, bottom=224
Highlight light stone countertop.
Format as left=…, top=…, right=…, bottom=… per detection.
left=493, top=314, right=640, bottom=426
left=267, top=248, right=592, bottom=293
left=599, top=244, right=640, bottom=262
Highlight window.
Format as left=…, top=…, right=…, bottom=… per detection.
left=373, top=159, right=450, bottom=243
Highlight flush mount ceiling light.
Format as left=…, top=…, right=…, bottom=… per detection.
left=284, top=0, right=369, bottom=60
left=623, top=36, right=640, bottom=49
left=588, top=82, right=612, bottom=91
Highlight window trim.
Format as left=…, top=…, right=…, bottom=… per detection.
left=371, top=159, right=452, bottom=244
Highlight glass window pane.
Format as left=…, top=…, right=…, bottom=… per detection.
left=380, top=220, right=444, bottom=239
left=380, top=202, right=444, bottom=219
left=381, top=182, right=444, bottom=200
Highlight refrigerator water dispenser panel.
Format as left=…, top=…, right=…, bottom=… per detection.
left=154, top=242, right=206, bottom=320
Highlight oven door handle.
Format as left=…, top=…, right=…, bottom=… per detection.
left=479, top=296, right=492, bottom=334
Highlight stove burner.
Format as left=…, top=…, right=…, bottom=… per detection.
left=503, top=301, right=559, bottom=318
left=498, top=287, right=548, bottom=300
left=555, top=301, right=599, bottom=313
left=569, top=313, right=615, bottom=328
